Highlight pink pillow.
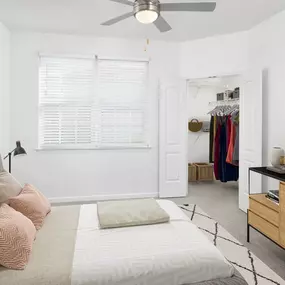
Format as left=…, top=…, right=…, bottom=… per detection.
left=9, top=184, right=51, bottom=230
left=0, top=203, right=36, bottom=270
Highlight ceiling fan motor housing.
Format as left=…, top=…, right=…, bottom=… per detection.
left=134, top=0, right=161, bottom=17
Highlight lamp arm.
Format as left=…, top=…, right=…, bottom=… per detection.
left=3, top=148, right=17, bottom=160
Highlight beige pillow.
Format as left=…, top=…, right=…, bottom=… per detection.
left=0, top=170, right=22, bottom=203
left=9, top=184, right=51, bottom=230
left=0, top=203, right=36, bottom=270
left=98, top=199, right=170, bottom=229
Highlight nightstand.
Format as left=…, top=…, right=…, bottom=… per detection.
left=247, top=167, right=285, bottom=249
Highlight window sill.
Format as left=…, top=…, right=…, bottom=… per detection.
left=35, top=145, right=152, bottom=151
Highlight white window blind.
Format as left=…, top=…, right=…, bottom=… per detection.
left=39, top=56, right=95, bottom=148
left=39, top=56, right=148, bottom=149
left=96, top=59, right=148, bottom=146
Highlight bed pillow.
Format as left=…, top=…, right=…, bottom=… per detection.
left=97, top=198, right=170, bottom=229
left=0, top=203, right=36, bottom=270
left=9, top=184, right=51, bottom=230
left=0, top=170, right=22, bottom=203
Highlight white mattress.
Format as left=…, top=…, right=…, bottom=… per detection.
left=71, top=200, right=234, bottom=285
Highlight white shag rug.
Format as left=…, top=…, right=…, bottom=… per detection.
left=179, top=204, right=285, bottom=285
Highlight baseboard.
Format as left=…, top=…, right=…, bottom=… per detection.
left=49, top=192, right=158, bottom=205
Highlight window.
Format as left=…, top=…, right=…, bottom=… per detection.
left=96, top=59, right=148, bottom=146
left=39, top=55, right=149, bottom=149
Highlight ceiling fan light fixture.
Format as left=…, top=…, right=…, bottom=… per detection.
left=135, top=10, right=158, bottom=24
left=134, top=0, right=160, bottom=24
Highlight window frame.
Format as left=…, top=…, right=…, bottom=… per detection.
left=37, top=54, right=151, bottom=151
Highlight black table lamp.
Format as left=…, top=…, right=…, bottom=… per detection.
left=4, top=141, right=27, bottom=173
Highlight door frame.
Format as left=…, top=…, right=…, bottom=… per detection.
left=184, top=70, right=263, bottom=212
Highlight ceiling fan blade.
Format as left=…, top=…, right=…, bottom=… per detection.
left=160, top=2, right=216, bottom=12
left=153, top=16, right=172, bottom=33
left=101, top=12, right=134, bottom=26
left=109, top=0, right=133, bottom=6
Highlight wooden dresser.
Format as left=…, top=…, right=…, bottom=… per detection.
left=248, top=181, right=285, bottom=248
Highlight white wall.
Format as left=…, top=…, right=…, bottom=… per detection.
left=248, top=10, right=285, bottom=191
left=180, top=31, right=249, bottom=79
left=0, top=22, right=10, bottom=158
left=10, top=32, right=180, bottom=202
left=187, top=86, right=215, bottom=163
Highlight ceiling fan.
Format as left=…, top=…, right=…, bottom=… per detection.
left=101, top=0, right=216, bottom=33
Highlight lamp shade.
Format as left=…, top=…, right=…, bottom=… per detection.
left=135, top=10, right=158, bottom=24
left=13, top=141, right=27, bottom=157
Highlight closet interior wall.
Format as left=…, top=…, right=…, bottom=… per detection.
left=187, top=75, right=242, bottom=170
left=187, top=84, right=218, bottom=163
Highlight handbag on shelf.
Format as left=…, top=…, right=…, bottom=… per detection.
left=188, top=119, right=203, bottom=132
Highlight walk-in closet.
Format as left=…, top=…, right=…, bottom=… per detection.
left=187, top=75, right=241, bottom=202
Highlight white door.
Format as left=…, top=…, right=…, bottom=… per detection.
left=239, top=70, right=263, bottom=212
left=159, top=79, right=188, bottom=198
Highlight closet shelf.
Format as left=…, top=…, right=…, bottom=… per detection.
left=209, top=98, right=239, bottom=106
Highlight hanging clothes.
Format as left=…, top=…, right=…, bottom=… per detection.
left=219, top=121, right=239, bottom=182
left=226, top=116, right=231, bottom=152
left=214, top=120, right=221, bottom=180
left=226, top=117, right=237, bottom=165
left=209, top=115, right=218, bottom=163
left=209, top=116, right=214, bottom=163
left=233, top=123, right=239, bottom=164
left=209, top=105, right=239, bottom=182
left=213, top=116, right=217, bottom=162
left=226, top=111, right=239, bottom=165
left=232, top=112, right=240, bottom=165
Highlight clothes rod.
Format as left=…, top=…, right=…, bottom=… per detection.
left=208, top=98, right=240, bottom=106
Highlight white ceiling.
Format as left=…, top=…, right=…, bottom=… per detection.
left=0, top=0, right=284, bottom=42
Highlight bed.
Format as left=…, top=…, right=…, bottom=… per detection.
left=0, top=200, right=248, bottom=285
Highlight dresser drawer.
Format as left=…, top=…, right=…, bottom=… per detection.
left=248, top=211, right=279, bottom=243
left=249, top=198, right=279, bottom=227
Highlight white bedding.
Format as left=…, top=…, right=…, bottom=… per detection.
left=71, top=200, right=234, bottom=285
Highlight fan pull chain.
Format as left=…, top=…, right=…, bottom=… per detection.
left=144, top=38, right=150, bottom=52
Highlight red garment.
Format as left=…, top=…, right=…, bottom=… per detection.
left=214, top=124, right=221, bottom=180
left=226, top=120, right=238, bottom=166
left=226, top=116, right=231, bottom=151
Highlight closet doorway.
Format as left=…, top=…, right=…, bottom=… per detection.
left=186, top=72, right=263, bottom=212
